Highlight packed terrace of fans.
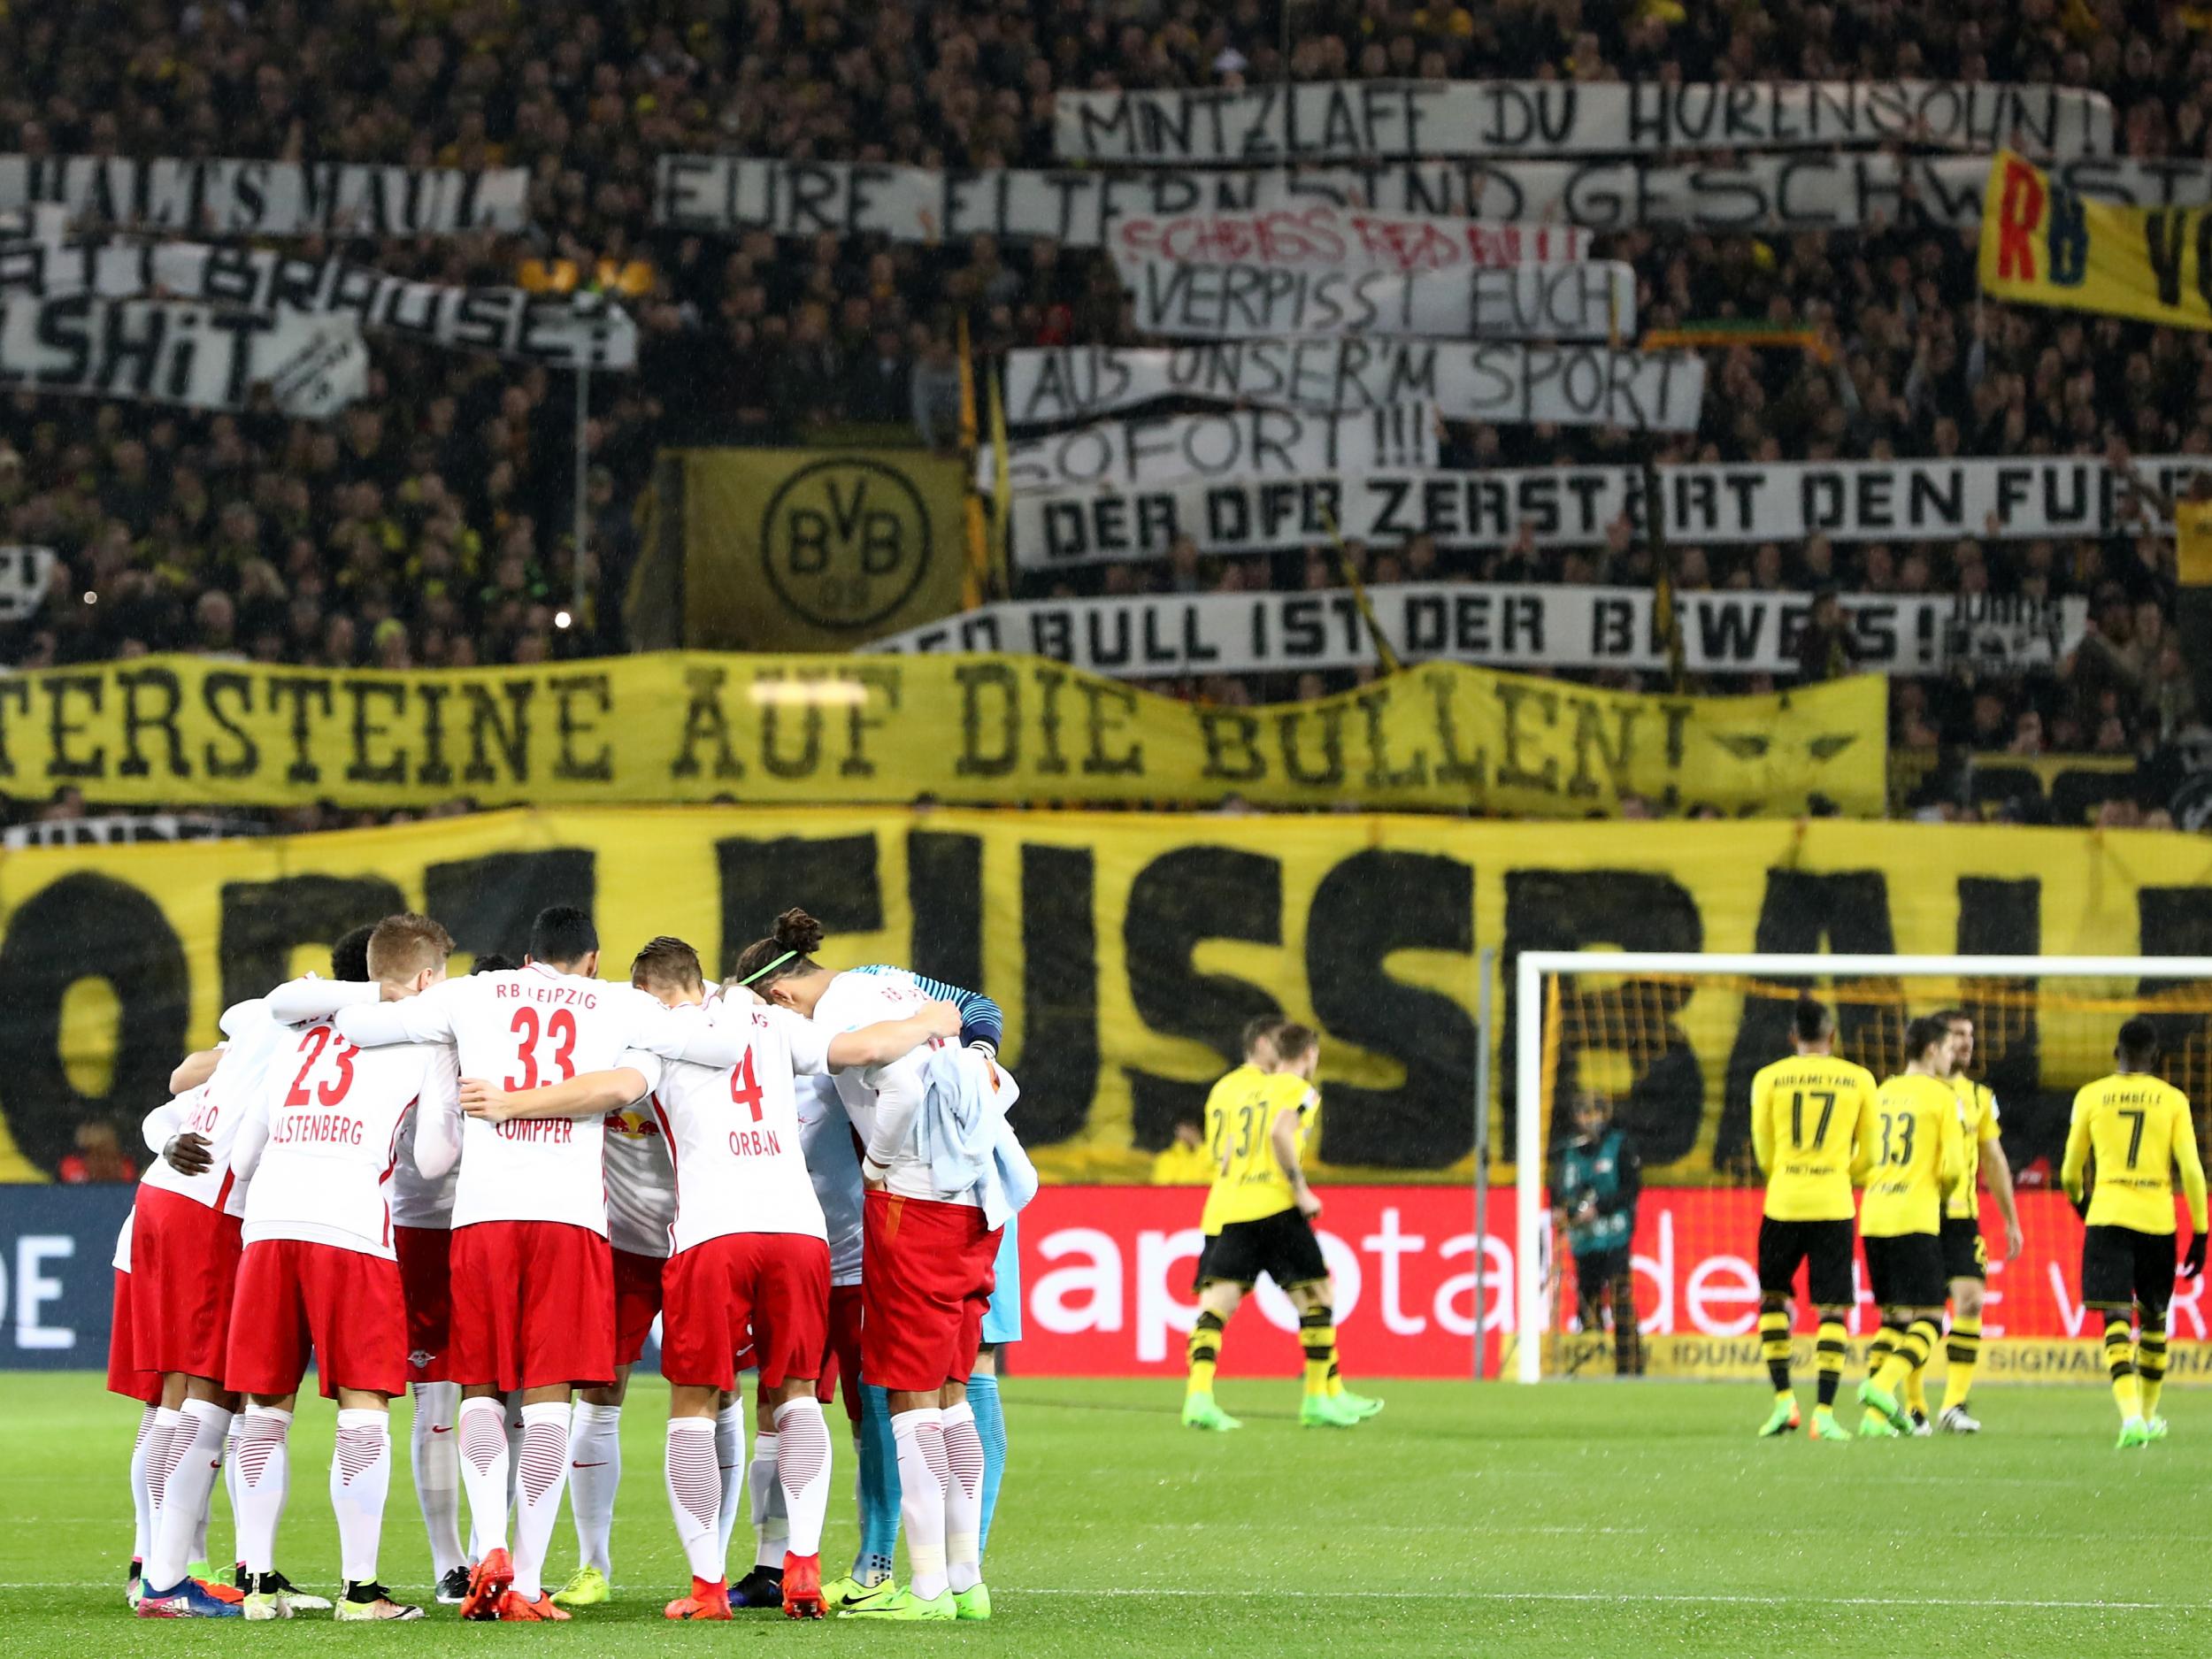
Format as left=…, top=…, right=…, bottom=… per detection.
left=0, top=0, right=2201, bottom=832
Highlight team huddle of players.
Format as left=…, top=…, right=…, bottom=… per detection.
left=108, top=903, right=1029, bottom=1624
left=1751, top=998, right=2206, bottom=1447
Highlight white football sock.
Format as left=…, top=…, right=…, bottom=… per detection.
left=511, top=1402, right=571, bottom=1601
left=231, top=1405, right=292, bottom=1579
left=144, top=1406, right=182, bottom=1545
left=566, top=1402, right=621, bottom=1578
left=457, top=1396, right=512, bottom=1557
left=146, top=1398, right=232, bottom=1589
left=891, top=1408, right=948, bottom=1601
left=221, top=1413, right=241, bottom=1570
left=713, top=1402, right=746, bottom=1562
left=664, top=1417, right=725, bottom=1584
left=941, top=1402, right=984, bottom=1594
left=330, top=1409, right=391, bottom=1586
left=772, top=1398, right=833, bottom=1559
left=129, top=1405, right=157, bottom=1565
left=748, top=1431, right=787, bottom=1570
left=410, top=1382, right=465, bottom=1578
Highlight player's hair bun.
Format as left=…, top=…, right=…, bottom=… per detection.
left=773, top=907, right=826, bottom=956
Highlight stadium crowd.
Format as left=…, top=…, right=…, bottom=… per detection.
left=0, top=0, right=2205, bottom=827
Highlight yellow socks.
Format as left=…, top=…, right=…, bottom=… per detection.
left=1941, top=1316, right=1981, bottom=1412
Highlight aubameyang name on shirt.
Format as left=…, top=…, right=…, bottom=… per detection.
left=495, top=1118, right=575, bottom=1143
left=272, top=1112, right=363, bottom=1146
left=494, top=980, right=600, bottom=1009
left=728, top=1128, right=783, bottom=1157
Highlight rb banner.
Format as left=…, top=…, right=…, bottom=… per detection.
left=667, top=449, right=970, bottom=652
left=0, top=652, right=1886, bottom=816
left=1980, top=148, right=2212, bottom=330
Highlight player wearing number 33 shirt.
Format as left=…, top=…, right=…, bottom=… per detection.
left=334, top=906, right=689, bottom=1623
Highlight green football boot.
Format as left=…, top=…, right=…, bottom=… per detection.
left=1181, top=1393, right=1242, bottom=1431
left=1757, top=1396, right=1801, bottom=1438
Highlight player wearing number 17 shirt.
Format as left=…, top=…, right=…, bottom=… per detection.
left=333, top=905, right=685, bottom=1623
left=1747, top=996, right=1879, bottom=1444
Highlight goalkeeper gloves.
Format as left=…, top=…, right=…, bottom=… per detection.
left=2185, top=1234, right=2207, bottom=1280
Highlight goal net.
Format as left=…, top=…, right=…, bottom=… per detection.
left=1510, top=952, right=2212, bottom=1384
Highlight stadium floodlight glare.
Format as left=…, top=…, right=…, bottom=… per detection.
left=1512, top=951, right=2212, bottom=1383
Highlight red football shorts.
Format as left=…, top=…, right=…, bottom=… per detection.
left=106, top=1270, right=161, bottom=1405
left=861, top=1192, right=1001, bottom=1394
left=449, top=1220, right=615, bottom=1391
left=813, top=1283, right=865, bottom=1422
left=661, top=1233, right=829, bottom=1393
left=612, top=1248, right=666, bottom=1369
left=127, top=1184, right=243, bottom=1380
left=224, top=1238, right=408, bottom=1400
left=393, top=1225, right=451, bottom=1386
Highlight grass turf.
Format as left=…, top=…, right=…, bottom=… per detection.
left=1, top=1371, right=2205, bottom=1655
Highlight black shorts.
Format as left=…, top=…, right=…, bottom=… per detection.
left=1939, top=1216, right=1988, bottom=1283
left=1862, top=1232, right=1944, bottom=1310
left=2081, top=1225, right=2177, bottom=1313
left=1757, top=1217, right=1855, bottom=1307
left=1197, top=1209, right=1328, bottom=1291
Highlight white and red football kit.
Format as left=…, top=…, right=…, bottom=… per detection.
left=798, top=1075, right=867, bottom=1419
left=129, top=987, right=341, bottom=1380
left=388, top=1103, right=461, bottom=1386
left=812, top=969, right=999, bottom=1396
left=632, top=1001, right=833, bottom=1393
left=335, top=964, right=680, bottom=1391
left=106, top=1208, right=160, bottom=1407
left=222, top=1018, right=462, bottom=1401
left=603, top=1094, right=676, bottom=1368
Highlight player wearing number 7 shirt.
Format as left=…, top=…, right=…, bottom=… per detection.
left=221, top=915, right=463, bottom=1622
left=333, top=905, right=687, bottom=1623
left=457, top=936, right=960, bottom=1623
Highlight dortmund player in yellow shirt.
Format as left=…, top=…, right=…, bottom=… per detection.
left=1856, top=1016, right=1968, bottom=1438
left=2061, top=1018, right=2208, bottom=1449
left=1181, top=1025, right=1378, bottom=1432
left=1748, top=997, right=1879, bottom=1442
left=1928, top=1010, right=2025, bottom=1434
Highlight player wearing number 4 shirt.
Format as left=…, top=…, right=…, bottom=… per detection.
left=1748, top=996, right=1879, bottom=1444
left=217, top=914, right=462, bottom=1623
left=334, top=904, right=687, bottom=1623
left=456, top=934, right=958, bottom=1623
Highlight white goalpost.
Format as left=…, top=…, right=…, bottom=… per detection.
left=1511, top=951, right=2212, bottom=1385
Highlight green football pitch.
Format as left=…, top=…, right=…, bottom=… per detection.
left=4, top=1372, right=2207, bottom=1656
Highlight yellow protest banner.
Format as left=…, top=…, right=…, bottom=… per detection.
left=1979, top=149, right=2212, bottom=330
left=0, top=653, right=1886, bottom=816
left=675, top=449, right=971, bottom=650
left=0, top=805, right=2201, bottom=1187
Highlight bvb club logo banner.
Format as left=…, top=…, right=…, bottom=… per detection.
left=1979, top=148, right=2212, bottom=330
left=0, top=805, right=2204, bottom=1187
left=0, top=651, right=1885, bottom=817
left=673, top=449, right=970, bottom=652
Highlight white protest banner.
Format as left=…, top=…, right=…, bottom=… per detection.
left=1010, top=457, right=2147, bottom=569
left=0, top=297, right=365, bottom=418
left=0, top=544, right=54, bottom=620
left=868, top=584, right=2090, bottom=678
left=1127, top=258, right=1635, bottom=341
left=655, top=153, right=2212, bottom=243
left=0, top=239, right=635, bottom=369
left=1110, top=204, right=1586, bottom=272
left=978, top=405, right=1437, bottom=494
left=1054, top=81, right=2113, bottom=165
left=1005, top=341, right=1702, bottom=433
left=0, top=156, right=529, bottom=235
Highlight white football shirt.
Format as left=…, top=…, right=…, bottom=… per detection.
left=798, top=1076, right=864, bottom=1286
left=335, top=963, right=680, bottom=1235
left=626, top=1001, right=832, bottom=1256
left=603, top=1095, right=676, bottom=1259
left=388, top=1105, right=460, bottom=1230
left=232, top=1018, right=462, bottom=1260
left=139, top=991, right=319, bottom=1217
left=809, top=968, right=954, bottom=1204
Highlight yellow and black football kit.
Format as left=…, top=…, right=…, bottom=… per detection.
left=1196, top=1071, right=1325, bottom=1289
left=1939, top=1076, right=2001, bottom=1281
left=1859, top=1071, right=1966, bottom=1310
left=1749, top=1053, right=1878, bottom=1305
